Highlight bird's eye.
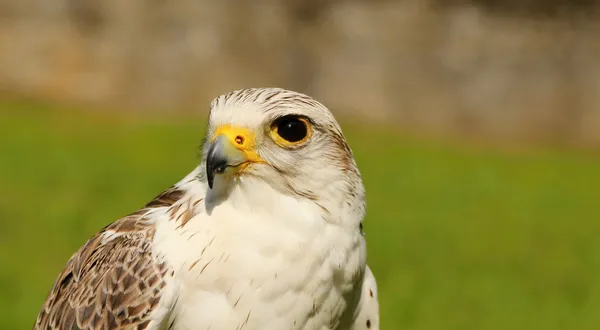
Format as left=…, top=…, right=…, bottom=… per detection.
left=277, top=117, right=307, bottom=142
left=270, top=115, right=311, bottom=146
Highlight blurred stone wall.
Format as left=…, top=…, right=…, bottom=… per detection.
left=1, top=0, right=600, bottom=145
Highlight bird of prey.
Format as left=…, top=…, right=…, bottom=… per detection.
left=34, top=88, right=379, bottom=330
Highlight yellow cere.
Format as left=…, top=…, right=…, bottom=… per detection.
left=211, top=124, right=265, bottom=164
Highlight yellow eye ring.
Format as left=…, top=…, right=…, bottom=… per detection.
left=269, top=115, right=312, bottom=147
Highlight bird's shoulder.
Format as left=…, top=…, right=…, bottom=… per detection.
left=34, top=201, right=180, bottom=330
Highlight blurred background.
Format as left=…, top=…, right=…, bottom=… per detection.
left=1, top=0, right=599, bottom=329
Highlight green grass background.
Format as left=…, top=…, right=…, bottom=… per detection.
left=1, top=101, right=599, bottom=329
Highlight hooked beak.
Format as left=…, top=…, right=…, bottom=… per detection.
left=205, top=125, right=264, bottom=189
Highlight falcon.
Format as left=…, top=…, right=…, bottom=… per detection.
left=34, top=88, right=379, bottom=330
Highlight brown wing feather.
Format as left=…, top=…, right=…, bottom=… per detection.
left=33, top=211, right=174, bottom=330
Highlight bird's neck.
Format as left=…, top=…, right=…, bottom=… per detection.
left=171, top=165, right=365, bottom=229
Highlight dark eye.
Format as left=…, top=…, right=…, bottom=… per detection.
left=275, top=116, right=309, bottom=143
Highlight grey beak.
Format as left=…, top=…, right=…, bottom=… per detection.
left=205, top=135, right=250, bottom=189
left=206, top=136, right=229, bottom=189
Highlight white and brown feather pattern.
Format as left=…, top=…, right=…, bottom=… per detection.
left=33, top=191, right=183, bottom=330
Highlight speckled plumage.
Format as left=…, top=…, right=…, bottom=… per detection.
left=34, top=88, right=379, bottom=330
left=34, top=208, right=176, bottom=330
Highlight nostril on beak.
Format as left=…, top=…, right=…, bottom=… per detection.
left=235, top=135, right=244, bottom=145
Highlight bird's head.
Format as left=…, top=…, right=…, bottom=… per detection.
left=200, top=88, right=365, bottom=216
